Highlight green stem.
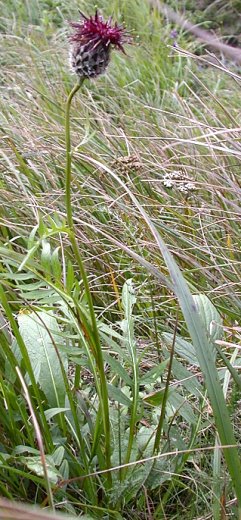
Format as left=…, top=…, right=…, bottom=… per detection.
left=65, top=80, right=83, bottom=229
left=65, top=81, right=112, bottom=485
left=124, top=353, right=138, bottom=468
left=153, top=315, right=177, bottom=454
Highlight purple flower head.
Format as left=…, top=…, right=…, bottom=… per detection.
left=69, top=10, right=131, bottom=79
left=170, top=29, right=178, bottom=40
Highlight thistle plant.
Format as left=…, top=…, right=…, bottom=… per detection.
left=66, top=10, right=130, bottom=230
left=66, top=10, right=130, bottom=231
left=65, top=10, right=131, bottom=481
left=69, top=10, right=130, bottom=79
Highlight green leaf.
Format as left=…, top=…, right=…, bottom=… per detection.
left=168, top=391, right=196, bottom=424
left=163, top=332, right=198, bottom=366
left=112, top=460, right=153, bottom=504
left=51, top=246, right=62, bottom=280
left=17, top=312, right=67, bottom=407
left=100, top=331, right=131, bottom=362
left=27, top=223, right=39, bottom=250
left=41, top=239, right=52, bottom=275
left=172, top=358, right=202, bottom=397
left=146, top=457, right=175, bottom=489
left=44, top=407, right=70, bottom=421
left=107, top=384, right=132, bottom=407
left=24, top=456, right=60, bottom=484
left=140, top=359, right=169, bottom=384
left=14, top=446, right=39, bottom=455
left=18, top=243, right=39, bottom=271
left=152, top=227, right=241, bottom=508
left=66, top=260, right=74, bottom=292
left=59, top=459, right=69, bottom=480
left=193, top=294, right=223, bottom=344
left=99, top=323, right=123, bottom=341
left=214, top=345, right=241, bottom=389
left=51, top=446, right=65, bottom=467
left=103, top=352, right=132, bottom=386
left=136, top=425, right=155, bottom=455
left=143, top=388, right=164, bottom=406
left=120, top=279, right=136, bottom=347
left=122, top=278, right=136, bottom=313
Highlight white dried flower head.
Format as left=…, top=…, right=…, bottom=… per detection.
left=178, top=184, right=188, bottom=193
left=170, top=171, right=182, bottom=179
left=162, top=171, right=197, bottom=194
left=185, top=182, right=196, bottom=191
left=163, top=178, right=174, bottom=188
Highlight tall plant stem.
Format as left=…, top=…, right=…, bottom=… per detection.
left=65, top=81, right=112, bottom=485
left=153, top=314, right=177, bottom=454
left=65, top=80, right=83, bottom=230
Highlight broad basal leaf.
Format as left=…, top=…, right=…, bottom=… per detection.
left=17, top=312, right=67, bottom=407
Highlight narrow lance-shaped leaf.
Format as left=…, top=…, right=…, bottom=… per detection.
left=154, top=233, right=241, bottom=513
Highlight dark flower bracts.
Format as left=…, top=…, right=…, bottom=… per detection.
left=69, top=11, right=131, bottom=79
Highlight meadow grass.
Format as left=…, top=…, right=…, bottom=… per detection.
left=0, top=1, right=241, bottom=519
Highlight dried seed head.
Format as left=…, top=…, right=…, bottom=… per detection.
left=162, top=171, right=197, bottom=193
left=69, top=10, right=131, bottom=79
